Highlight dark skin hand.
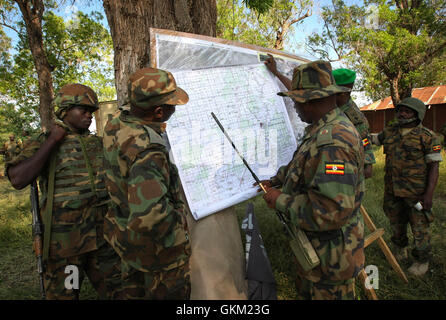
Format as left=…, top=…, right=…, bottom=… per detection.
left=253, top=181, right=282, bottom=209
left=364, top=164, right=373, bottom=179
left=420, top=162, right=439, bottom=211
left=8, top=106, right=95, bottom=190
left=8, top=124, right=67, bottom=190
left=264, top=54, right=292, bottom=90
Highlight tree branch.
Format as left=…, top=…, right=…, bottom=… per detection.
left=289, top=9, right=311, bottom=26
left=0, top=22, right=20, bottom=34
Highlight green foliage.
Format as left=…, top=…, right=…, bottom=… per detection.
left=235, top=147, right=446, bottom=300
left=217, top=0, right=312, bottom=49
left=306, top=0, right=446, bottom=102
left=0, top=3, right=115, bottom=135
left=243, top=0, right=274, bottom=14
left=0, top=149, right=446, bottom=299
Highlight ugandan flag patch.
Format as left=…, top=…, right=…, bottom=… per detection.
left=362, top=138, right=370, bottom=147
left=433, top=145, right=441, bottom=152
left=325, top=163, right=345, bottom=175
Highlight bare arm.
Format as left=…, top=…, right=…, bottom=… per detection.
left=420, top=162, right=439, bottom=211
left=264, top=54, right=292, bottom=90
left=8, top=125, right=67, bottom=190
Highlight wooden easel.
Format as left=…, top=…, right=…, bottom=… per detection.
left=357, top=205, right=409, bottom=300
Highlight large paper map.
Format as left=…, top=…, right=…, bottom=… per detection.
left=167, top=64, right=297, bottom=220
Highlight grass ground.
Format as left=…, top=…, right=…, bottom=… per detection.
left=0, top=147, right=445, bottom=299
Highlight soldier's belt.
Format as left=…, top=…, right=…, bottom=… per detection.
left=305, top=229, right=342, bottom=242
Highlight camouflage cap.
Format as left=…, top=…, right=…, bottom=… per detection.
left=128, top=67, right=189, bottom=109
left=332, top=68, right=356, bottom=85
left=396, top=97, right=426, bottom=122
left=278, top=60, right=351, bottom=103
left=53, top=84, right=99, bottom=119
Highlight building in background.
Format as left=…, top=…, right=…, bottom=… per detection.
left=360, top=85, right=446, bottom=133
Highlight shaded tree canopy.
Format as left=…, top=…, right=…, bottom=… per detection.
left=218, top=0, right=312, bottom=50
left=306, top=0, right=446, bottom=105
left=0, top=0, right=114, bottom=136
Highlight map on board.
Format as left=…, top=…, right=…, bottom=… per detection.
left=167, top=64, right=297, bottom=220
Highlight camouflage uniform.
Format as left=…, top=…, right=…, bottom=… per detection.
left=339, top=99, right=376, bottom=167
left=102, top=68, right=191, bottom=300
left=3, top=137, right=22, bottom=162
left=332, top=68, right=376, bottom=168
left=270, top=61, right=365, bottom=300
left=6, top=84, right=121, bottom=300
left=375, top=101, right=442, bottom=263
left=439, top=121, right=446, bottom=146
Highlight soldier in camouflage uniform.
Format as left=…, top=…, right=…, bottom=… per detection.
left=6, top=84, right=121, bottom=299
left=102, top=67, right=191, bottom=299
left=438, top=121, right=446, bottom=146
left=332, top=68, right=376, bottom=178
left=3, top=134, right=22, bottom=162
left=265, top=56, right=375, bottom=180
left=258, top=60, right=365, bottom=300
left=372, top=97, right=442, bottom=276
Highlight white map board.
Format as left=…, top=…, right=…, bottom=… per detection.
left=167, top=64, right=297, bottom=220
left=152, top=29, right=309, bottom=142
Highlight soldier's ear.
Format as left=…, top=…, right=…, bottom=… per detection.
left=153, top=106, right=164, bottom=120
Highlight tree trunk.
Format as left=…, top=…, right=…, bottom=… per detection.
left=102, top=0, right=217, bottom=106
left=15, top=0, right=54, bottom=132
left=274, top=25, right=287, bottom=50
left=389, top=76, right=401, bottom=106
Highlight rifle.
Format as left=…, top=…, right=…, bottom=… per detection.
left=211, top=112, right=320, bottom=272
left=30, top=180, right=46, bottom=299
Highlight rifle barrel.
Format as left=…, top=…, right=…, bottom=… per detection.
left=30, top=180, right=46, bottom=299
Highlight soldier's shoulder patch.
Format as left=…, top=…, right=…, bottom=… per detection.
left=325, top=162, right=345, bottom=175
left=317, top=125, right=333, bottom=147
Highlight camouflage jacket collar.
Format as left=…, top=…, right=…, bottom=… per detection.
left=389, top=120, right=422, bottom=134
left=303, top=107, right=341, bottom=139
left=119, top=110, right=166, bottom=134
left=339, top=98, right=357, bottom=112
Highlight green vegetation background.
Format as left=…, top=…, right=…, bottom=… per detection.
left=0, top=147, right=445, bottom=299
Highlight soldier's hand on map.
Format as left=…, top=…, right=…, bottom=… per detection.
left=254, top=180, right=272, bottom=193
left=262, top=186, right=282, bottom=209
left=264, top=54, right=278, bottom=75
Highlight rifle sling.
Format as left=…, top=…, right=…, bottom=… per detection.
left=43, top=151, right=57, bottom=261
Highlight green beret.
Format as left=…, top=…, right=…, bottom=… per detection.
left=332, top=68, right=356, bottom=85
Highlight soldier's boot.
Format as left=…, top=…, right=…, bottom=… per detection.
left=393, top=245, right=408, bottom=261
left=408, top=261, right=429, bottom=277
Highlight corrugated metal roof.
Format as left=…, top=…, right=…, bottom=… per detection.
left=360, top=85, right=446, bottom=111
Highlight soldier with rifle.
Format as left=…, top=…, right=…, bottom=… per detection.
left=6, top=84, right=121, bottom=299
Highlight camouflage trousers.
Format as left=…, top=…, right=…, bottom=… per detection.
left=295, top=277, right=355, bottom=300
left=43, top=241, right=121, bottom=300
left=112, top=260, right=191, bottom=300
left=383, top=193, right=432, bottom=262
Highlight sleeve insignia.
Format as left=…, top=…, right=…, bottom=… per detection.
left=432, top=145, right=441, bottom=152
left=362, top=138, right=370, bottom=147
left=325, top=163, right=345, bottom=175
